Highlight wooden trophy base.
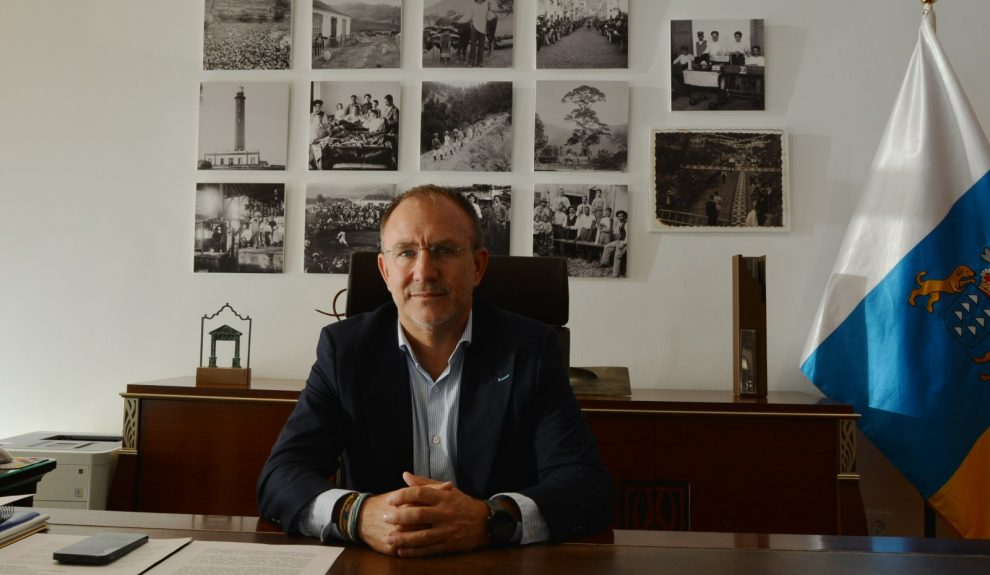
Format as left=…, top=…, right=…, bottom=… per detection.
left=196, top=367, right=251, bottom=389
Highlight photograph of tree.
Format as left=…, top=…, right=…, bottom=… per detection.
left=194, top=183, right=285, bottom=273
left=203, top=0, right=291, bottom=70
left=305, top=183, right=396, bottom=274
left=535, top=81, right=628, bottom=172
left=421, top=81, right=512, bottom=172
left=312, top=0, right=401, bottom=69
left=423, top=0, right=514, bottom=68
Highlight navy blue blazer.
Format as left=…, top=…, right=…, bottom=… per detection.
left=257, top=300, right=613, bottom=542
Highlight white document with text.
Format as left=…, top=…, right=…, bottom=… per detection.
left=148, top=540, right=343, bottom=575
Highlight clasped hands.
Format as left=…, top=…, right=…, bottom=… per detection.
left=357, top=471, right=491, bottom=557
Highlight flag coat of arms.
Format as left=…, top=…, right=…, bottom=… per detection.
left=801, top=9, right=990, bottom=538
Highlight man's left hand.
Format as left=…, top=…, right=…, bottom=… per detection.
left=382, top=472, right=490, bottom=557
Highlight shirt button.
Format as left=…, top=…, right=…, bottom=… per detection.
left=432, top=435, right=441, bottom=445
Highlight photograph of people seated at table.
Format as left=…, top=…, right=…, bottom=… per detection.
left=670, top=19, right=765, bottom=111
left=309, top=81, right=400, bottom=170
left=532, top=184, right=629, bottom=278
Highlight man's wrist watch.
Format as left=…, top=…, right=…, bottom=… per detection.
left=484, top=499, right=516, bottom=545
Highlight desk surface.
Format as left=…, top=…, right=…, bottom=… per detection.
left=36, top=508, right=990, bottom=575
left=125, top=377, right=842, bottom=411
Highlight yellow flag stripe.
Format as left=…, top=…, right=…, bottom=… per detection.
left=930, top=427, right=990, bottom=538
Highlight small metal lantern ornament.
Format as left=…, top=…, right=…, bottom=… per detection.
left=197, top=303, right=252, bottom=388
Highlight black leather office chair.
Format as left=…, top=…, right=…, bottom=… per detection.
left=345, top=251, right=570, bottom=371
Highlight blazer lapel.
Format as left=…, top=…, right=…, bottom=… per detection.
left=457, top=308, right=515, bottom=496
left=356, top=329, right=414, bottom=486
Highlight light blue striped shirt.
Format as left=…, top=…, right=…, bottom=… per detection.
left=299, top=313, right=549, bottom=545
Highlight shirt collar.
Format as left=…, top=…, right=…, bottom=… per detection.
left=396, top=311, right=473, bottom=359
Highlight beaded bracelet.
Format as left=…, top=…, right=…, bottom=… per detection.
left=336, top=492, right=360, bottom=541
left=346, top=492, right=371, bottom=543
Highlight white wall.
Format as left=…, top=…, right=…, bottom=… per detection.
left=2, top=0, right=989, bottom=441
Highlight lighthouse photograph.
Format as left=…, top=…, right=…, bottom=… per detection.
left=198, top=82, right=289, bottom=170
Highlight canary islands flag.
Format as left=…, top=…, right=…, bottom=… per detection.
left=801, top=10, right=990, bottom=538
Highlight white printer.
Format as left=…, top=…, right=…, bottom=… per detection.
left=0, top=432, right=121, bottom=509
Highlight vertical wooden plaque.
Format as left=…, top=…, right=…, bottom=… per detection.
left=732, top=255, right=767, bottom=398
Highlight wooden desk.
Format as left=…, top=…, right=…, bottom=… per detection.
left=579, top=390, right=866, bottom=535
left=37, top=508, right=990, bottom=575
left=111, top=379, right=865, bottom=536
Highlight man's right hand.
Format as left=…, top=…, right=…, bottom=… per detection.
left=356, top=493, right=401, bottom=555
left=357, top=474, right=452, bottom=555
left=358, top=472, right=494, bottom=557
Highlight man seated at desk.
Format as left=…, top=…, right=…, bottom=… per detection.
left=258, top=185, right=613, bottom=557
left=746, top=44, right=766, bottom=67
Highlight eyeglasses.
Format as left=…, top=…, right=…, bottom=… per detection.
left=381, top=244, right=472, bottom=266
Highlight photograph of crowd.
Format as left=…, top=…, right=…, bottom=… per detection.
left=204, top=0, right=291, bottom=70
left=309, top=81, right=400, bottom=171
left=194, top=183, right=285, bottom=273
left=312, top=0, right=401, bottom=69
left=670, top=19, right=765, bottom=111
left=446, top=185, right=512, bottom=254
left=652, top=129, right=788, bottom=231
left=423, top=0, right=514, bottom=68
left=305, top=183, right=397, bottom=274
left=536, top=0, right=627, bottom=69
left=535, top=81, right=628, bottom=172
left=198, top=82, right=288, bottom=171
left=421, top=82, right=512, bottom=172
left=532, top=184, right=629, bottom=278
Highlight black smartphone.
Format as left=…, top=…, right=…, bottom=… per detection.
left=53, top=532, right=149, bottom=565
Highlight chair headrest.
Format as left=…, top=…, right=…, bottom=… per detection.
left=345, top=251, right=569, bottom=325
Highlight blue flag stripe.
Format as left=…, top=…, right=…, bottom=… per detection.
left=802, top=170, right=990, bottom=497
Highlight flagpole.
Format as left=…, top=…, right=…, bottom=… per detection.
left=922, top=0, right=936, bottom=31
left=918, top=0, right=939, bottom=538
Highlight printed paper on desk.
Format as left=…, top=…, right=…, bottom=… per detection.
left=148, top=541, right=343, bottom=575
left=0, top=533, right=191, bottom=575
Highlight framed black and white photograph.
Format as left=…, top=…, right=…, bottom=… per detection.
left=444, top=184, right=512, bottom=254
left=309, top=81, right=400, bottom=171
left=204, top=0, right=291, bottom=70
left=535, top=81, right=628, bottom=172
left=421, top=81, right=512, bottom=172
left=423, top=0, right=514, bottom=68
left=536, top=0, right=627, bottom=69
left=651, top=129, right=789, bottom=231
left=533, top=184, right=629, bottom=278
left=312, top=0, right=401, bottom=69
left=670, top=19, right=765, bottom=111
left=305, top=183, right=396, bottom=274
left=194, top=183, right=285, bottom=273
left=198, top=82, right=289, bottom=171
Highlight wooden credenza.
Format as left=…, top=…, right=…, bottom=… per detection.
left=579, top=390, right=866, bottom=536
left=109, top=378, right=866, bottom=536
